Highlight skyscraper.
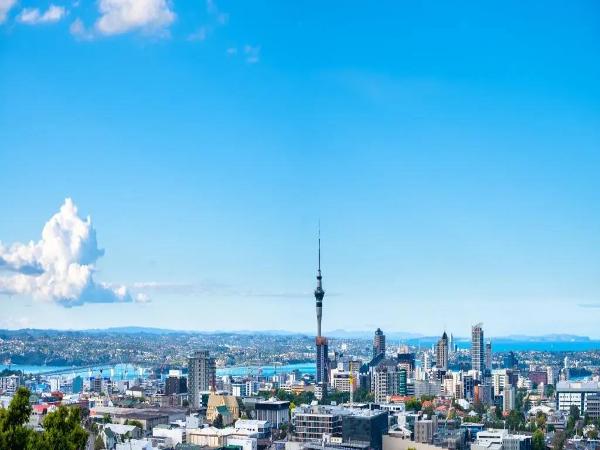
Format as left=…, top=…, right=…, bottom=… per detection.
left=373, top=328, right=386, bottom=359
left=471, top=323, right=485, bottom=376
left=485, top=339, right=492, bottom=370
left=503, top=351, right=518, bottom=369
left=436, top=332, right=449, bottom=371
left=314, top=234, right=329, bottom=384
left=188, top=350, right=216, bottom=410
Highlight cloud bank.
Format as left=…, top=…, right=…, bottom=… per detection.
left=0, top=198, right=143, bottom=307
left=18, top=4, right=67, bottom=24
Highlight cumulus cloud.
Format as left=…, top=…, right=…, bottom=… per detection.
left=0, top=0, right=17, bottom=23
left=18, top=4, right=67, bottom=24
left=95, top=0, right=175, bottom=35
left=0, top=198, right=143, bottom=307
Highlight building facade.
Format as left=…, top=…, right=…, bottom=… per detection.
left=436, top=332, right=449, bottom=371
left=188, top=350, right=216, bottom=410
left=556, top=381, right=600, bottom=418
left=373, top=328, right=386, bottom=360
left=471, top=323, right=485, bottom=377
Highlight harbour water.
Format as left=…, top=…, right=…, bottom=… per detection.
left=0, top=362, right=317, bottom=379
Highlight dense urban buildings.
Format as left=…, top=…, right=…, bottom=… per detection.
left=2, top=263, right=600, bottom=450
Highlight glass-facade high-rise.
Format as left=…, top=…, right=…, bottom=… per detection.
left=471, top=323, right=485, bottom=376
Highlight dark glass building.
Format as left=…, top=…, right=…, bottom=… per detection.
left=342, top=410, right=389, bottom=450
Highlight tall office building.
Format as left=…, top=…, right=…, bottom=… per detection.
left=373, top=328, right=386, bottom=359
left=316, top=337, right=329, bottom=385
left=423, top=352, right=431, bottom=371
left=485, top=339, right=492, bottom=370
left=503, top=386, right=516, bottom=413
left=436, top=332, right=449, bottom=370
left=503, top=351, right=518, bottom=369
left=372, top=360, right=407, bottom=402
left=188, top=350, right=216, bottom=409
left=314, top=235, right=329, bottom=385
left=471, top=323, right=485, bottom=376
left=165, top=369, right=188, bottom=395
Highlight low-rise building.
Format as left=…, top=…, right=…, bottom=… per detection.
left=292, top=405, right=346, bottom=442
left=342, top=409, right=388, bottom=450
left=556, top=381, right=600, bottom=418
left=255, top=399, right=290, bottom=428
left=414, top=417, right=438, bottom=444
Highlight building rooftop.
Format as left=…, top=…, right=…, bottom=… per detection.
left=556, top=381, right=600, bottom=391
left=104, top=424, right=138, bottom=435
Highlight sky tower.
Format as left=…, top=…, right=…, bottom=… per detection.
left=314, top=231, right=329, bottom=387
left=315, top=233, right=325, bottom=337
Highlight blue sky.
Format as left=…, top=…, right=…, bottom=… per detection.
left=1, top=0, right=599, bottom=337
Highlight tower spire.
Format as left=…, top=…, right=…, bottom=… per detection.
left=314, top=224, right=325, bottom=337
left=318, top=220, right=321, bottom=272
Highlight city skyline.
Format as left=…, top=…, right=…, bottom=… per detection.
left=2, top=1, right=600, bottom=336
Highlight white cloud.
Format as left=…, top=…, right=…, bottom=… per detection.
left=134, top=292, right=151, bottom=303
left=0, top=198, right=141, bottom=307
left=95, top=0, right=175, bottom=35
left=0, top=0, right=17, bottom=24
left=18, top=4, right=66, bottom=24
left=244, top=44, right=260, bottom=64
left=69, top=17, right=93, bottom=39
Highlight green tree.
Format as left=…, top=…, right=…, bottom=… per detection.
left=422, top=405, right=435, bottom=417
left=102, top=413, right=112, bottom=424
left=552, top=431, right=567, bottom=450
left=505, top=410, right=525, bottom=431
left=0, top=387, right=88, bottom=450
left=354, top=389, right=374, bottom=403
left=29, top=405, right=89, bottom=450
left=94, top=435, right=105, bottom=450
left=405, top=398, right=422, bottom=411
left=535, top=412, right=547, bottom=431
left=532, top=429, right=545, bottom=450
left=126, top=419, right=143, bottom=430
left=0, top=387, right=33, bottom=450
left=569, top=405, right=580, bottom=422
left=473, top=400, right=485, bottom=415
left=213, top=413, right=224, bottom=429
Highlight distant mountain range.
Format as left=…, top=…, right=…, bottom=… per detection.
left=0, top=327, right=594, bottom=342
